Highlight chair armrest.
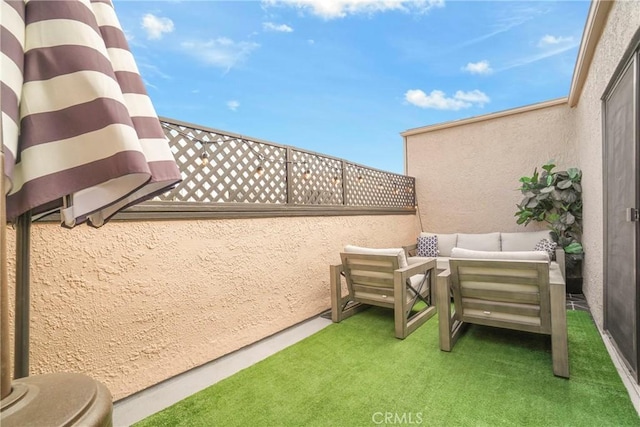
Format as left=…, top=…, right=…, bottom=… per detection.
left=555, top=248, right=566, bottom=280
left=438, top=269, right=451, bottom=279
left=330, top=263, right=344, bottom=273
left=396, top=257, right=435, bottom=277
left=402, top=243, right=418, bottom=258
left=549, top=263, right=566, bottom=287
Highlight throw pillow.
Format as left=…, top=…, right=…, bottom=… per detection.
left=534, top=239, right=557, bottom=260
left=417, top=235, right=438, bottom=257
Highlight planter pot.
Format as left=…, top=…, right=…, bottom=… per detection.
left=566, top=277, right=583, bottom=294
left=566, top=252, right=584, bottom=294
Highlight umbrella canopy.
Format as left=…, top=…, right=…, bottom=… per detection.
left=0, top=0, right=182, bottom=406
left=1, top=0, right=181, bottom=227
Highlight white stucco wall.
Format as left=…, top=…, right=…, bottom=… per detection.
left=6, top=213, right=419, bottom=400
left=405, top=102, right=577, bottom=234
left=573, top=2, right=640, bottom=327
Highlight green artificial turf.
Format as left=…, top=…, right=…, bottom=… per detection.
left=136, top=309, right=639, bottom=427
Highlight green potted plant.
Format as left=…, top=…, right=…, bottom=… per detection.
left=515, top=161, right=584, bottom=293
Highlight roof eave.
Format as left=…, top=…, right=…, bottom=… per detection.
left=567, top=0, right=615, bottom=108
left=400, top=97, right=568, bottom=137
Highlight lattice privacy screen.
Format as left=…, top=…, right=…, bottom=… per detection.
left=157, top=119, right=415, bottom=208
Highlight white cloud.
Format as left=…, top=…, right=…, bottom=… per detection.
left=143, top=79, right=158, bottom=90
left=453, top=90, right=490, bottom=106
left=455, top=4, right=546, bottom=49
left=263, top=0, right=444, bottom=20
left=141, top=14, right=174, bottom=40
left=137, top=62, right=172, bottom=80
left=227, top=100, right=240, bottom=111
left=462, top=60, right=493, bottom=75
left=538, top=34, right=574, bottom=47
left=500, top=42, right=579, bottom=71
left=181, top=38, right=260, bottom=71
left=263, top=22, right=294, bottom=32
left=405, top=89, right=490, bottom=110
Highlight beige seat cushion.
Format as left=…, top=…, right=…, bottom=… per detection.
left=344, top=245, right=408, bottom=268
left=450, top=247, right=550, bottom=262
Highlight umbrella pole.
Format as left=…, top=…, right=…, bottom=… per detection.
left=13, top=211, right=30, bottom=379
left=1, top=150, right=11, bottom=399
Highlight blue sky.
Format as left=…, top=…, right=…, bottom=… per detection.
left=113, top=0, right=591, bottom=174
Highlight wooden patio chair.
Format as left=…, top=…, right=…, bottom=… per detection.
left=330, top=246, right=437, bottom=339
left=437, top=249, right=569, bottom=378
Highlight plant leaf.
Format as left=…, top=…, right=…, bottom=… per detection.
left=560, top=190, right=577, bottom=204
left=557, top=180, right=572, bottom=189
left=562, top=212, right=575, bottom=225
left=564, top=242, right=583, bottom=254
left=567, top=168, right=580, bottom=180
left=547, top=213, right=560, bottom=222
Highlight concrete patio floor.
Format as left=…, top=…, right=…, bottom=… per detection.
left=113, top=298, right=640, bottom=426
left=112, top=314, right=333, bottom=426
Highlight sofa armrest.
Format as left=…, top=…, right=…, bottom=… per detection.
left=555, top=248, right=566, bottom=280
left=403, top=243, right=418, bottom=258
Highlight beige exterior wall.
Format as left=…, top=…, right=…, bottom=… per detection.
left=405, top=102, right=577, bottom=234
left=572, top=2, right=640, bottom=327
left=6, top=214, right=419, bottom=400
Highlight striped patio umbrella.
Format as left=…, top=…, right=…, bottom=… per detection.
left=0, top=0, right=182, bottom=408
left=1, top=0, right=181, bottom=228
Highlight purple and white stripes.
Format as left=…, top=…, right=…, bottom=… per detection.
left=1, top=0, right=180, bottom=227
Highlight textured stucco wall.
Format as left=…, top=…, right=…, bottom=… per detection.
left=405, top=103, right=577, bottom=234
left=573, top=2, right=640, bottom=327
left=5, top=214, right=419, bottom=399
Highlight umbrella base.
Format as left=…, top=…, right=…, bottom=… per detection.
left=0, top=372, right=112, bottom=427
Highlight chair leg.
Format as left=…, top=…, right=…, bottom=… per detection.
left=395, top=266, right=437, bottom=339
left=403, top=306, right=436, bottom=339
left=550, top=282, right=570, bottom=378
left=330, top=264, right=365, bottom=323
left=436, top=272, right=453, bottom=350
left=394, top=272, right=407, bottom=338
left=330, top=264, right=343, bottom=323
left=437, top=271, right=465, bottom=351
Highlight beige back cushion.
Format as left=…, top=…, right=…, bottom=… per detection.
left=451, top=247, right=550, bottom=262
left=344, top=245, right=408, bottom=268
left=456, top=232, right=501, bottom=252
left=419, top=232, right=458, bottom=257
left=501, top=230, right=553, bottom=252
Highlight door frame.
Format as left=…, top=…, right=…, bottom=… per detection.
left=602, top=31, right=640, bottom=382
